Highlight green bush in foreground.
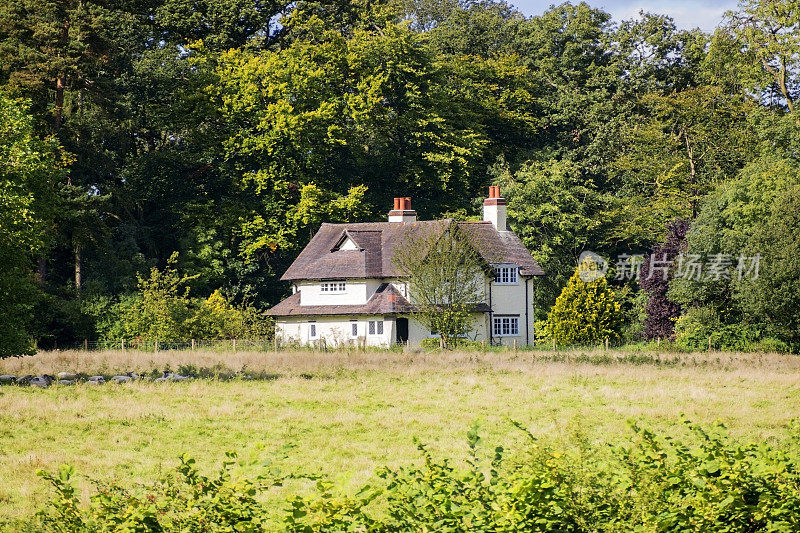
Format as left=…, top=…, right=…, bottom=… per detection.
left=34, top=420, right=800, bottom=532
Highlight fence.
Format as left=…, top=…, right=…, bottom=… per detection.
left=44, top=338, right=279, bottom=353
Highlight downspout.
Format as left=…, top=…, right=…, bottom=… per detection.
left=488, top=278, right=493, bottom=345
left=525, top=277, right=529, bottom=346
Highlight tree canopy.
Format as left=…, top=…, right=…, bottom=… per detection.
left=1, top=0, right=799, bottom=353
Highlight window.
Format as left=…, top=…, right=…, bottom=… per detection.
left=492, top=316, right=519, bottom=337
left=368, top=320, right=383, bottom=335
left=320, top=281, right=346, bottom=293
left=350, top=321, right=358, bottom=338
left=494, top=265, right=518, bottom=285
left=309, top=322, right=318, bottom=339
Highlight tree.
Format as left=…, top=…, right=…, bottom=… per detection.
left=669, top=156, right=800, bottom=323
left=735, top=185, right=800, bottom=347
left=725, top=0, right=800, bottom=117
left=393, top=222, right=485, bottom=348
left=640, top=219, right=689, bottom=340
left=545, top=259, right=623, bottom=346
left=0, top=94, right=62, bottom=356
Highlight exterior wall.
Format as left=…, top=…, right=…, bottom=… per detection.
left=297, top=280, right=370, bottom=306
left=276, top=316, right=395, bottom=347
left=280, top=272, right=536, bottom=348
left=486, top=274, right=535, bottom=347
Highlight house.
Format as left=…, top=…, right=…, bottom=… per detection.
left=266, top=187, right=544, bottom=347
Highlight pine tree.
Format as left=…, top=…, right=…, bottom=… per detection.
left=546, top=259, right=622, bottom=346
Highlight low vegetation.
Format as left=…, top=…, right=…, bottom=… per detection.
left=1, top=348, right=798, bottom=529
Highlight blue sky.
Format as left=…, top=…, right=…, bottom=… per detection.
left=511, top=0, right=738, bottom=32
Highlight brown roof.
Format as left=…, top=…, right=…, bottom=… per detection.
left=280, top=219, right=543, bottom=282
left=266, top=282, right=491, bottom=317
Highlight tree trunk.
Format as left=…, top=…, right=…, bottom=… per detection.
left=74, top=244, right=82, bottom=293
left=37, top=257, right=47, bottom=282
left=55, top=75, right=65, bottom=130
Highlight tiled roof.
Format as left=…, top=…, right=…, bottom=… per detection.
left=280, top=219, right=543, bottom=282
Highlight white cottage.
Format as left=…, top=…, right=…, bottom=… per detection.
left=267, top=187, right=544, bottom=347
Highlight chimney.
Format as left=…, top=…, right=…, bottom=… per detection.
left=483, top=186, right=507, bottom=230
left=388, top=196, right=417, bottom=223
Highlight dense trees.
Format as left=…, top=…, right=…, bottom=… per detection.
left=0, top=0, right=798, bottom=353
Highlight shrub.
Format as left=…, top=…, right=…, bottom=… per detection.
left=640, top=219, right=688, bottom=340
left=545, top=259, right=623, bottom=346
left=33, top=421, right=800, bottom=532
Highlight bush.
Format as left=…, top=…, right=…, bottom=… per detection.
left=545, top=259, right=623, bottom=346
left=420, top=338, right=484, bottom=350
left=673, top=306, right=787, bottom=351
left=33, top=421, right=800, bottom=532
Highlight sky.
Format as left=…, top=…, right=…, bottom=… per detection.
left=511, top=0, right=738, bottom=32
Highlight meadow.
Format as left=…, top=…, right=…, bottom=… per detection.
left=1, top=347, right=799, bottom=527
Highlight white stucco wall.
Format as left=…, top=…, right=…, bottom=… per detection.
left=276, top=316, right=395, bottom=347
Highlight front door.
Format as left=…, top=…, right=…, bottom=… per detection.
left=396, top=317, right=409, bottom=344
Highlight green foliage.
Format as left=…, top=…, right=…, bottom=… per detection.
left=545, top=260, right=623, bottom=346
left=0, top=93, right=61, bottom=357
left=34, top=421, right=800, bottom=531
left=669, top=157, right=800, bottom=348
left=101, top=253, right=272, bottom=342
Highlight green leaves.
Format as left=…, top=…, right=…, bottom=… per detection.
left=545, top=259, right=623, bottom=347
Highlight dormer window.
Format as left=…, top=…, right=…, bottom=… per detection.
left=320, top=281, right=346, bottom=293
left=493, top=265, right=518, bottom=285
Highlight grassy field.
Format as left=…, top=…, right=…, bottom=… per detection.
left=1, top=348, right=798, bottom=526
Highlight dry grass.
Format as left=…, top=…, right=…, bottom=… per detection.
left=1, top=348, right=798, bottom=525
left=2, top=346, right=799, bottom=376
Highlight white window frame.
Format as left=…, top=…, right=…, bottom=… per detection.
left=368, top=320, right=384, bottom=336
left=493, top=265, right=518, bottom=285
left=350, top=320, right=358, bottom=338
left=320, top=281, right=346, bottom=293
left=492, top=316, right=519, bottom=337
left=309, top=321, right=318, bottom=339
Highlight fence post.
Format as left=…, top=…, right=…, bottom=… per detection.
left=84, top=339, right=88, bottom=351
left=513, top=338, right=517, bottom=352
left=708, top=336, right=712, bottom=352
left=155, top=339, right=159, bottom=353
left=605, top=338, right=609, bottom=351
left=121, top=338, right=125, bottom=351
left=552, top=338, right=556, bottom=351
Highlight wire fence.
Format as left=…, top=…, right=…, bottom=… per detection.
left=45, top=338, right=279, bottom=353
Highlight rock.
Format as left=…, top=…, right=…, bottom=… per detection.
left=0, top=375, right=15, bottom=384
left=153, top=377, right=169, bottom=383
left=87, top=376, right=105, bottom=384
left=58, top=379, right=75, bottom=386
left=127, top=372, right=139, bottom=380
left=170, top=375, right=189, bottom=382
left=57, top=372, right=76, bottom=380
left=111, top=375, right=131, bottom=383
left=30, top=376, right=53, bottom=388
left=16, top=375, right=34, bottom=385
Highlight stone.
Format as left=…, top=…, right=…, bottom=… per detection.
left=111, top=375, right=131, bottom=383
left=16, top=375, right=34, bottom=385
left=30, top=376, right=52, bottom=388
left=57, top=372, right=76, bottom=380
left=58, top=379, right=75, bottom=386
left=0, top=375, right=15, bottom=383
left=153, top=377, right=168, bottom=383
left=87, top=376, right=105, bottom=384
